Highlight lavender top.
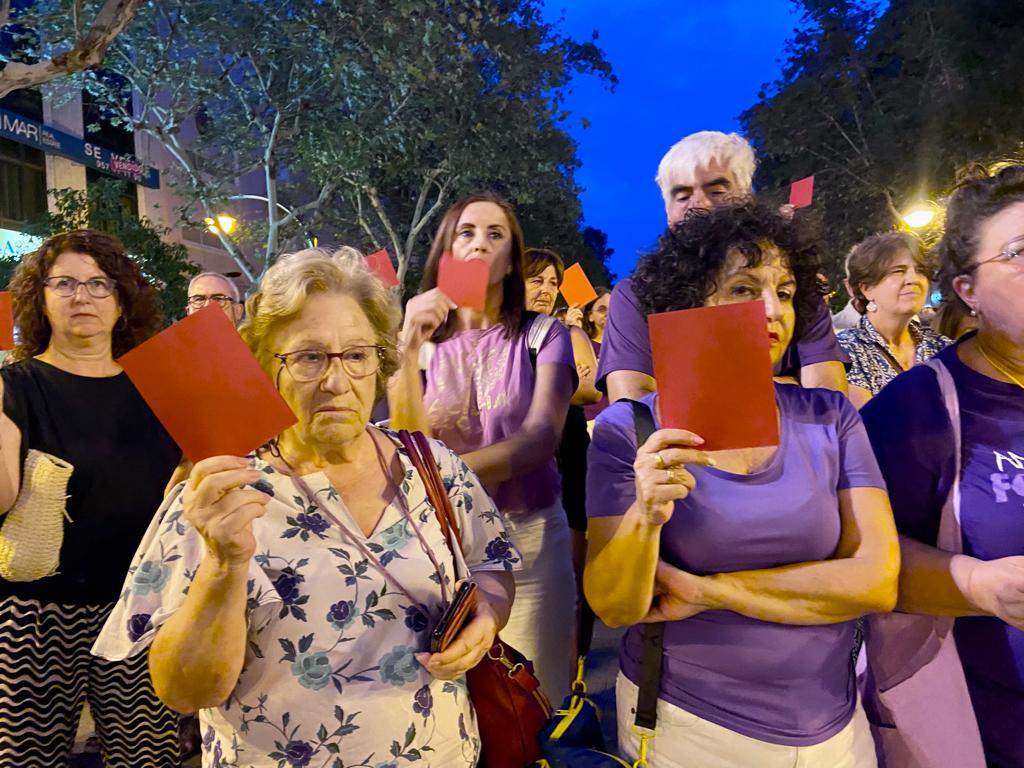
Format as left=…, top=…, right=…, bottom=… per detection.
left=423, top=316, right=577, bottom=513
left=862, top=340, right=1024, bottom=767
left=588, top=384, right=885, bottom=746
left=595, top=278, right=849, bottom=392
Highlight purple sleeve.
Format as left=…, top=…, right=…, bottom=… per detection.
left=860, top=366, right=954, bottom=546
left=536, top=317, right=579, bottom=392
left=834, top=393, right=887, bottom=490
left=585, top=402, right=640, bottom=518
left=796, top=298, right=849, bottom=367
left=595, top=279, right=653, bottom=392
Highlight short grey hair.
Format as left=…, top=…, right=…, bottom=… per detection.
left=239, top=247, right=402, bottom=399
left=188, top=271, right=241, bottom=302
left=655, top=131, right=757, bottom=208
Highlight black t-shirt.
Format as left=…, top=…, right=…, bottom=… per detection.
left=1, top=358, right=180, bottom=605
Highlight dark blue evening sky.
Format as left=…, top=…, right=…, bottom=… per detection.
left=545, top=0, right=803, bottom=281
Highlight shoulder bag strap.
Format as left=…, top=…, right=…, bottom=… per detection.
left=923, top=358, right=963, bottom=554
left=628, top=399, right=666, bottom=736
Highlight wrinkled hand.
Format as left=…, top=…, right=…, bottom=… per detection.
left=565, top=306, right=584, bottom=328
left=641, top=561, right=707, bottom=623
left=576, top=362, right=593, bottom=380
left=416, top=591, right=499, bottom=680
left=968, top=556, right=1024, bottom=630
left=634, top=428, right=712, bottom=526
left=182, top=456, right=270, bottom=569
left=400, top=288, right=456, bottom=353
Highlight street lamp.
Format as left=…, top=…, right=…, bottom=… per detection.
left=902, top=201, right=937, bottom=229
left=204, top=214, right=237, bottom=235
left=212, top=195, right=316, bottom=247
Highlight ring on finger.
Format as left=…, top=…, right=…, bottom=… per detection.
left=654, top=452, right=666, bottom=470
left=667, top=466, right=684, bottom=484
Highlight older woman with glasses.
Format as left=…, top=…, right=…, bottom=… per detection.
left=862, top=166, right=1024, bottom=768
left=0, top=230, right=182, bottom=767
left=93, top=248, right=519, bottom=768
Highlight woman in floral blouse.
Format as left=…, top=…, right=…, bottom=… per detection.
left=837, top=232, right=951, bottom=407
left=93, top=248, right=519, bottom=767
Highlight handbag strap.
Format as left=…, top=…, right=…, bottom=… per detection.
left=628, top=400, right=666, bottom=737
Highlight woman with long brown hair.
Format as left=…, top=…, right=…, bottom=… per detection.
left=389, top=192, right=578, bottom=702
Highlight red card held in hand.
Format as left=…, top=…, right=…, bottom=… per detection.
left=789, top=175, right=815, bottom=209
left=118, top=305, right=297, bottom=462
left=438, top=255, right=488, bottom=312
left=365, top=248, right=399, bottom=288
left=648, top=301, right=779, bottom=451
left=560, top=263, right=599, bottom=308
left=0, top=293, right=14, bottom=350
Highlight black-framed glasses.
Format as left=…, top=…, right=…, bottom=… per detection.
left=187, top=293, right=237, bottom=309
left=43, top=276, right=116, bottom=298
left=965, top=237, right=1024, bottom=273
left=274, top=346, right=385, bottom=382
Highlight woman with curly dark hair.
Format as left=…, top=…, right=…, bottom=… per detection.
left=861, top=165, right=1024, bottom=768
left=0, top=230, right=182, bottom=766
left=585, top=203, right=897, bottom=767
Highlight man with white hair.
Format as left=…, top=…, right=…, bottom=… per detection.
left=596, top=130, right=848, bottom=402
left=186, top=271, right=244, bottom=326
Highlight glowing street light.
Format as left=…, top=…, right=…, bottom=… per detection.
left=902, top=203, right=936, bottom=229
left=204, top=214, right=237, bottom=235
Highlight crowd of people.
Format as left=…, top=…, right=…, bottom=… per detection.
left=0, top=128, right=1020, bottom=768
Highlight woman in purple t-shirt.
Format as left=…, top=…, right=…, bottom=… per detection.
left=862, top=166, right=1024, bottom=768
left=388, top=192, right=579, bottom=702
left=585, top=202, right=898, bottom=767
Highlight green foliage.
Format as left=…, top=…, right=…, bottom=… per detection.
left=22, top=181, right=199, bottom=323
left=740, top=0, right=1024, bottom=293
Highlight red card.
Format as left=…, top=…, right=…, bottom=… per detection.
left=365, top=248, right=399, bottom=288
left=0, top=293, right=13, bottom=350
left=118, top=305, right=297, bottom=462
left=438, top=255, right=488, bottom=312
left=649, top=301, right=779, bottom=450
left=560, top=263, right=599, bottom=308
left=789, top=175, right=815, bottom=208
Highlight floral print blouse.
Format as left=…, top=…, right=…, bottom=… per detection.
left=837, top=315, right=952, bottom=395
left=92, top=431, right=521, bottom=768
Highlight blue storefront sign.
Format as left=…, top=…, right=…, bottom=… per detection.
left=0, top=228, right=42, bottom=259
left=0, top=107, right=160, bottom=189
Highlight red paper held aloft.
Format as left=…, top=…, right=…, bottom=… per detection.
left=649, top=301, right=779, bottom=451
left=438, top=255, right=488, bottom=312
left=789, top=175, right=815, bottom=209
left=118, top=305, right=297, bottom=462
left=0, top=293, right=13, bottom=350
left=365, top=248, right=399, bottom=288
left=560, top=263, right=599, bottom=308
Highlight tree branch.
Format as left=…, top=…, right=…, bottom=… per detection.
left=0, top=0, right=144, bottom=98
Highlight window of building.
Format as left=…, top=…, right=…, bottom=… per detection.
left=82, top=71, right=135, bottom=157
left=0, top=137, right=47, bottom=228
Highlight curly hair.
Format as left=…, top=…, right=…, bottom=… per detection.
left=935, top=164, right=1024, bottom=310
left=8, top=229, right=164, bottom=361
left=632, top=202, right=824, bottom=343
left=239, top=246, right=401, bottom=401
left=420, top=191, right=527, bottom=342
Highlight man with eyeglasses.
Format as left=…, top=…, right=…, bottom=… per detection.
left=186, top=272, right=243, bottom=325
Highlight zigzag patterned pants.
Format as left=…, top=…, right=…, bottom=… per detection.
left=0, top=596, right=180, bottom=767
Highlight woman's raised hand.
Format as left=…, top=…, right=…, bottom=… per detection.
left=400, top=288, right=457, bottom=353
left=182, top=456, right=271, bottom=569
left=633, top=428, right=712, bottom=525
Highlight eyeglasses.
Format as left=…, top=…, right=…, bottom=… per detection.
left=274, top=346, right=385, bottom=382
left=43, top=276, right=116, bottom=298
left=187, top=294, right=237, bottom=309
left=965, top=237, right=1024, bottom=273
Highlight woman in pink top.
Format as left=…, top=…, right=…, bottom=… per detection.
left=388, top=192, right=579, bottom=701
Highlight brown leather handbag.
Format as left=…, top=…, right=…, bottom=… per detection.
left=398, top=430, right=552, bottom=768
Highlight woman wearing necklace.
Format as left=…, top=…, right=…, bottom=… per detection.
left=861, top=165, right=1024, bottom=768
left=837, top=232, right=951, bottom=408
left=93, top=248, right=519, bottom=767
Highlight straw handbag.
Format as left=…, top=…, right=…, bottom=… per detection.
left=0, top=449, right=73, bottom=582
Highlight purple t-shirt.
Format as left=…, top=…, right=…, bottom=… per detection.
left=861, top=341, right=1024, bottom=768
left=595, top=277, right=849, bottom=392
left=588, top=384, right=884, bottom=746
left=423, top=316, right=577, bottom=514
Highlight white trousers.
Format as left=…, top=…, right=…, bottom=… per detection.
left=616, top=673, right=878, bottom=768
left=498, top=503, right=577, bottom=705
